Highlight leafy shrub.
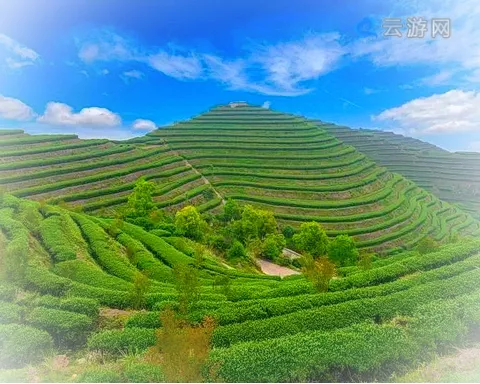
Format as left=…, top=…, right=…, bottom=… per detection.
left=150, top=229, right=171, bottom=237
left=25, top=266, right=72, bottom=296
left=0, top=285, right=16, bottom=301
left=226, top=241, right=247, bottom=261
left=87, top=327, right=156, bottom=354
left=0, top=301, right=23, bottom=324
left=39, top=216, right=78, bottom=262
left=35, top=295, right=100, bottom=318
left=0, top=324, right=53, bottom=369
left=26, top=307, right=93, bottom=347
left=123, top=362, right=165, bottom=382
left=416, top=236, right=439, bottom=255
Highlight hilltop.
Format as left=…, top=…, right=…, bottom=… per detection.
left=0, top=103, right=479, bottom=255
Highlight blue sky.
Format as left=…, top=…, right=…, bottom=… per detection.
left=0, top=0, right=479, bottom=151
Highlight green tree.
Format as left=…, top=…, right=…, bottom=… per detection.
left=237, top=205, right=278, bottom=242
left=131, top=271, right=150, bottom=309
left=174, top=206, right=207, bottom=241
left=226, top=240, right=247, bottom=261
left=327, top=234, right=359, bottom=267
left=127, top=178, right=156, bottom=217
left=223, top=199, right=241, bottom=222
left=292, top=222, right=329, bottom=258
left=173, top=264, right=200, bottom=316
left=300, top=254, right=336, bottom=293
left=282, top=225, right=296, bottom=239
left=416, top=236, right=439, bottom=255
left=261, top=233, right=286, bottom=260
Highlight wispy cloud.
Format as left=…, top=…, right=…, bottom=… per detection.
left=122, top=69, right=144, bottom=79
left=0, top=33, right=39, bottom=69
left=76, top=30, right=347, bottom=96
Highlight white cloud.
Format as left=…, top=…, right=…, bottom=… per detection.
left=0, top=95, right=36, bottom=121
left=38, top=102, right=121, bottom=127
left=0, top=33, right=39, bottom=69
left=132, top=119, right=156, bottom=131
left=373, top=90, right=480, bottom=134
left=262, top=101, right=271, bottom=109
left=122, top=69, right=144, bottom=80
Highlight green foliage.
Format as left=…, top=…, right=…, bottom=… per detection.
left=301, top=254, right=336, bottom=293
left=131, top=271, right=150, bottom=309
left=226, top=240, right=247, bottom=261
left=261, top=233, right=286, bottom=260
left=123, top=362, right=165, bottom=382
left=0, top=301, right=23, bottom=324
left=39, top=215, right=82, bottom=263
left=235, top=205, right=278, bottom=242
left=358, top=252, right=374, bottom=271
left=327, top=234, right=359, bottom=267
left=78, top=368, right=123, bottom=383
left=293, top=221, right=329, bottom=258
left=223, top=199, right=241, bottom=221
left=26, top=306, right=93, bottom=347
left=34, top=295, right=100, bottom=318
left=282, top=225, right=296, bottom=239
left=0, top=324, right=54, bottom=369
left=87, top=327, right=156, bottom=354
left=174, top=264, right=200, bottom=316
left=416, top=236, right=439, bottom=255
left=174, top=205, right=207, bottom=240
left=210, top=267, right=480, bottom=348
left=127, top=177, right=156, bottom=217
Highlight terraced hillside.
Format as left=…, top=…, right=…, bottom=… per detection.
left=0, top=130, right=204, bottom=215
left=1, top=194, right=480, bottom=382
left=320, top=124, right=480, bottom=219
left=1, top=105, right=479, bottom=255
left=143, top=104, right=480, bottom=254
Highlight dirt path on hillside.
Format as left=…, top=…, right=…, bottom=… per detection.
left=182, top=158, right=226, bottom=205
left=258, top=259, right=300, bottom=277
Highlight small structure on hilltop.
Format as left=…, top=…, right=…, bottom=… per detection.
left=229, top=101, right=248, bottom=108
